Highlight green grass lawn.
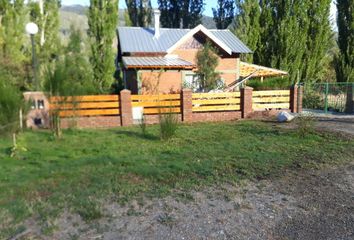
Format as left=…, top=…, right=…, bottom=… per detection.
left=0, top=120, right=353, bottom=237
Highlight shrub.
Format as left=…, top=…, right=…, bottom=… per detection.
left=0, top=82, right=26, bottom=135
left=247, top=76, right=291, bottom=90
left=159, top=112, right=178, bottom=140
left=296, top=114, right=315, bottom=138
left=139, top=114, right=147, bottom=137
left=303, top=89, right=324, bottom=110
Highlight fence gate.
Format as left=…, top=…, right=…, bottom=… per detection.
left=303, top=82, right=354, bottom=113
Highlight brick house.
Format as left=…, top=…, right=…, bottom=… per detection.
left=117, top=10, right=287, bottom=94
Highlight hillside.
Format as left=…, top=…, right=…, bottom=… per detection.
left=59, top=5, right=216, bottom=37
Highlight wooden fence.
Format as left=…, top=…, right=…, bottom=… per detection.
left=252, top=90, right=290, bottom=110
left=131, top=94, right=181, bottom=114
left=41, top=86, right=301, bottom=129
left=50, top=95, right=120, bottom=117
left=192, top=92, right=241, bottom=112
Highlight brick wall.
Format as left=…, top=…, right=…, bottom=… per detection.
left=60, top=116, right=121, bottom=129
left=191, top=111, right=241, bottom=123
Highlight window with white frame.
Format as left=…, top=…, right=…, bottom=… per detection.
left=183, top=73, right=200, bottom=92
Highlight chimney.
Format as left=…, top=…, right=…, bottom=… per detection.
left=154, top=9, right=161, bottom=39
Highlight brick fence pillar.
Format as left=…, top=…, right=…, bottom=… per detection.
left=290, top=85, right=303, bottom=113
left=345, top=84, right=354, bottom=114
left=241, top=87, right=253, bottom=118
left=181, top=89, right=193, bottom=123
left=120, top=89, right=133, bottom=126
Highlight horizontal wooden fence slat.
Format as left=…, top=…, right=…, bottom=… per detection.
left=51, top=95, right=119, bottom=103
left=131, top=94, right=180, bottom=101
left=253, top=90, right=290, bottom=97
left=132, top=100, right=180, bottom=107
left=143, top=107, right=180, bottom=114
left=192, top=92, right=240, bottom=99
left=193, top=98, right=240, bottom=105
left=193, top=105, right=241, bottom=112
left=253, top=103, right=290, bottom=110
left=191, top=92, right=241, bottom=113
left=252, top=96, right=290, bottom=103
left=58, top=109, right=120, bottom=117
left=51, top=101, right=119, bottom=110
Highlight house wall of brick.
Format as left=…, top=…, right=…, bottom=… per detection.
left=140, top=71, right=182, bottom=94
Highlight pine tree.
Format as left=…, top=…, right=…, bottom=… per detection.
left=158, top=0, right=204, bottom=28
left=233, top=0, right=260, bottom=63
left=125, top=0, right=152, bottom=27
left=212, top=0, right=235, bottom=29
left=336, top=0, right=354, bottom=82
left=88, top=0, right=118, bottom=92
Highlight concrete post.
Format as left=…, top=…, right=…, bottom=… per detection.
left=120, top=89, right=133, bottom=126
left=241, top=87, right=253, bottom=118
left=181, top=89, right=193, bottom=123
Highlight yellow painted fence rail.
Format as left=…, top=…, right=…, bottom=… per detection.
left=50, top=95, right=120, bottom=117
left=192, top=92, right=241, bottom=112
left=131, top=94, right=181, bottom=114
left=252, top=90, right=290, bottom=110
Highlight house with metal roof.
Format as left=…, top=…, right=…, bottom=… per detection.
left=117, top=10, right=287, bottom=94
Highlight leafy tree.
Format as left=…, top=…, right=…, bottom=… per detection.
left=336, top=0, right=354, bottom=82
left=64, top=26, right=97, bottom=94
left=0, top=0, right=29, bottom=88
left=195, top=41, right=220, bottom=91
left=158, top=0, right=204, bottom=28
left=212, top=0, right=235, bottom=29
left=234, top=0, right=333, bottom=83
left=233, top=0, right=260, bottom=63
left=0, top=0, right=27, bottom=63
left=0, top=81, right=26, bottom=135
left=29, top=0, right=61, bottom=65
left=88, top=0, right=119, bottom=92
left=125, top=0, right=152, bottom=27
left=301, top=0, right=332, bottom=82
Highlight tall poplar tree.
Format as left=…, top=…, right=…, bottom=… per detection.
left=88, top=0, right=118, bottom=92
left=0, top=0, right=26, bottom=63
left=29, top=0, right=61, bottom=65
left=125, top=0, right=152, bottom=27
left=336, top=0, right=354, bottom=82
left=301, top=0, right=332, bottom=82
left=234, top=0, right=333, bottom=83
left=212, top=0, right=235, bottom=29
left=233, top=0, right=260, bottom=63
left=0, top=0, right=28, bottom=88
left=158, top=0, right=204, bottom=28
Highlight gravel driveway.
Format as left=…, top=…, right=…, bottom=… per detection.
left=19, top=162, right=353, bottom=240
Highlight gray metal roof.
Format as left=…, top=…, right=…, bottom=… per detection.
left=117, top=27, right=252, bottom=54
left=122, top=56, right=194, bottom=68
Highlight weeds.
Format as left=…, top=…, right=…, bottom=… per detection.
left=159, top=112, right=178, bottom=140
left=139, top=114, right=147, bottom=137
left=296, top=114, right=315, bottom=138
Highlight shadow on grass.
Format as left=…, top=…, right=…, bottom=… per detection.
left=115, top=130, right=160, bottom=141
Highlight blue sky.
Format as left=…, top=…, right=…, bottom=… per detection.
left=61, top=0, right=337, bottom=22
